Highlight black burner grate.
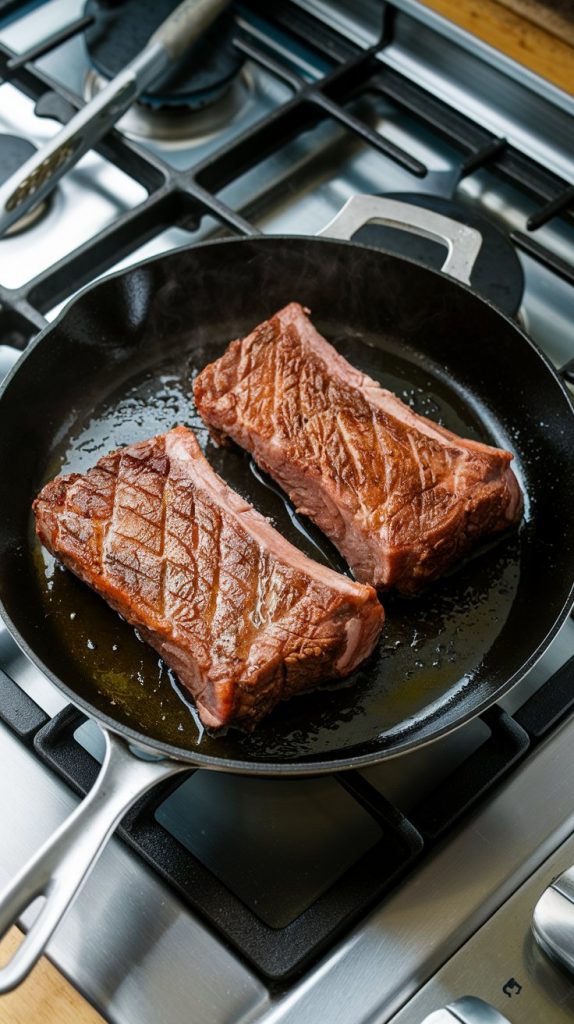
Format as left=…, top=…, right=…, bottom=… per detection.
left=0, top=658, right=572, bottom=981
left=0, top=666, right=48, bottom=741
left=30, top=702, right=424, bottom=982
left=85, top=0, right=244, bottom=108
left=0, top=0, right=573, bottom=345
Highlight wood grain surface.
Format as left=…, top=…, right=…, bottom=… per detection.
left=422, top=0, right=574, bottom=94
left=497, top=0, right=574, bottom=46
left=0, top=928, right=105, bottom=1024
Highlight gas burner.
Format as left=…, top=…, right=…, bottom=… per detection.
left=0, top=135, right=52, bottom=236
left=83, top=66, right=252, bottom=145
left=356, top=193, right=524, bottom=318
left=84, top=0, right=244, bottom=110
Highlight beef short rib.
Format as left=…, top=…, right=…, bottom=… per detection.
left=33, top=426, right=384, bottom=729
left=194, top=303, right=523, bottom=593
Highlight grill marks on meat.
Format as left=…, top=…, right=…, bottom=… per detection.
left=33, top=427, right=384, bottom=729
left=194, top=303, right=523, bottom=593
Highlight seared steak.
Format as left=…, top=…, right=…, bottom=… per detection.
left=33, top=426, right=384, bottom=729
left=194, top=303, right=523, bottom=593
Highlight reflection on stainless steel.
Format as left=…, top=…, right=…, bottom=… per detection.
left=255, top=717, right=574, bottom=1024
left=0, top=711, right=571, bottom=1023
left=0, top=346, right=20, bottom=381
left=376, top=2, right=574, bottom=180
left=4, top=194, right=50, bottom=236
left=420, top=1012, right=457, bottom=1024
left=390, top=836, right=574, bottom=1023
left=84, top=66, right=254, bottom=144
left=0, top=623, right=68, bottom=718
left=0, top=730, right=189, bottom=993
left=0, top=84, right=147, bottom=290
left=0, top=135, right=53, bottom=235
left=0, top=0, right=233, bottom=236
left=419, top=997, right=511, bottom=1023
left=0, top=724, right=268, bottom=1024
left=533, top=867, right=574, bottom=976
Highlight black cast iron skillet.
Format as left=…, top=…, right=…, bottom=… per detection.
left=0, top=196, right=573, bottom=990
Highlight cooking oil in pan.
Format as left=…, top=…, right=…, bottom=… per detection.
left=32, top=325, right=523, bottom=761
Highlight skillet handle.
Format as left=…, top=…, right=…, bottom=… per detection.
left=318, top=195, right=483, bottom=285
left=0, top=728, right=188, bottom=993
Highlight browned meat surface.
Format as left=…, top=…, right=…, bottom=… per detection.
left=33, top=426, right=384, bottom=729
left=194, top=303, right=523, bottom=594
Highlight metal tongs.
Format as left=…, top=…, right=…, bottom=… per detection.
left=0, top=0, right=231, bottom=238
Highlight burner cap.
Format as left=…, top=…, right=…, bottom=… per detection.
left=0, top=135, right=51, bottom=235
left=84, top=0, right=244, bottom=109
left=353, top=193, right=524, bottom=317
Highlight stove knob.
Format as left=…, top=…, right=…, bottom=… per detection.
left=421, top=996, right=511, bottom=1022
left=533, top=865, right=574, bottom=973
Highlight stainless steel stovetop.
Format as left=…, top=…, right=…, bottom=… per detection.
left=0, top=2, right=574, bottom=1022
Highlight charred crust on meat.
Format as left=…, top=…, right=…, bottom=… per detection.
left=34, top=426, right=384, bottom=731
left=194, top=302, right=523, bottom=595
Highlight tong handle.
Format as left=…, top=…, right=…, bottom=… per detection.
left=151, top=0, right=231, bottom=61
left=0, top=0, right=232, bottom=237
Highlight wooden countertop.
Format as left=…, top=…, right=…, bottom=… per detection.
left=422, top=0, right=574, bottom=94
left=0, top=929, right=104, bottom=1024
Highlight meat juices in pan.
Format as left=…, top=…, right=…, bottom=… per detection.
left=33, top=426, right=384, bottom=730
left=194, top=303, right=523, bottom=594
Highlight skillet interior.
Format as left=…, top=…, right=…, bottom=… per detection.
left=0, top=236, right=573, bottom=772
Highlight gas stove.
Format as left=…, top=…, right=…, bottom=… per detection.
left=1, top=2, right=574, bottom=1022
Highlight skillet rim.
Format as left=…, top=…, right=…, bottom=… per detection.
left=1, top=233, right=573, bottom=775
